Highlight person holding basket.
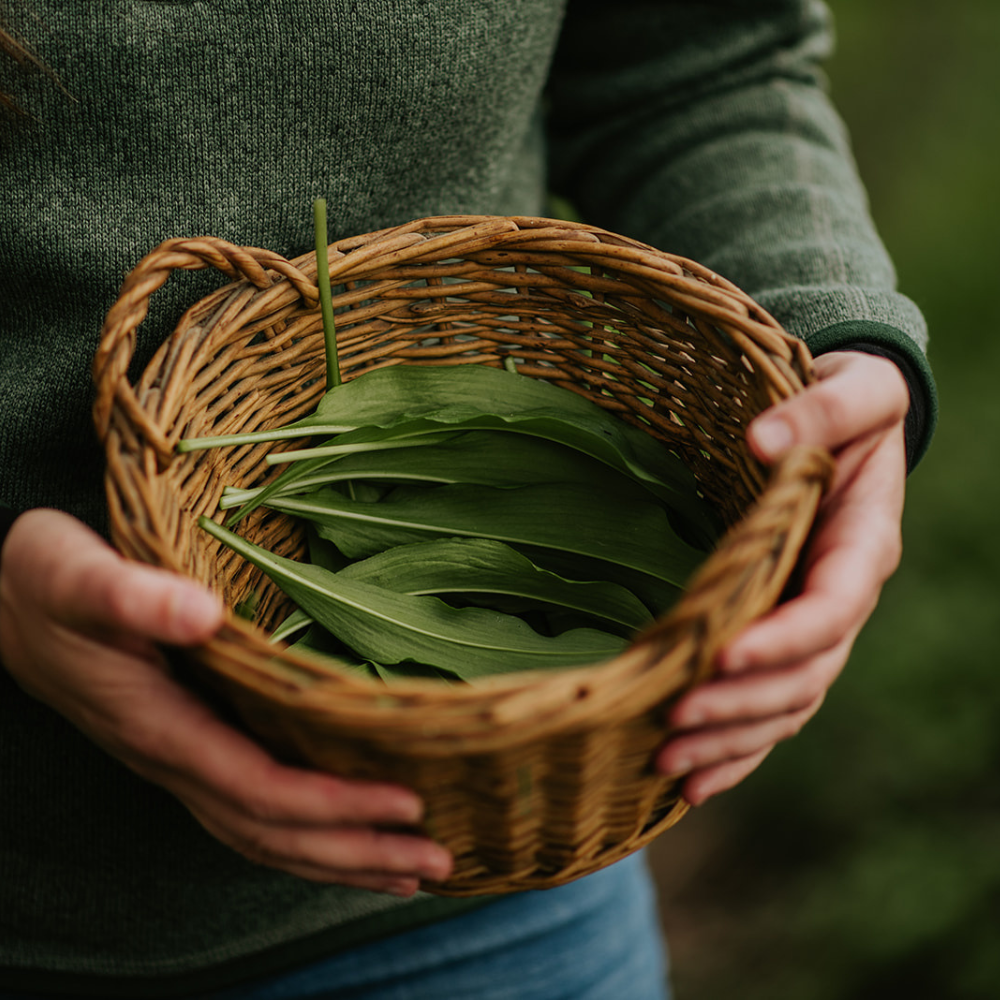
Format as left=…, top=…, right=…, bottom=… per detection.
left=0, top=2, right=935, bottom=997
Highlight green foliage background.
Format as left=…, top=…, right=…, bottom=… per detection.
left=650, top=2, right=1000, bottom=997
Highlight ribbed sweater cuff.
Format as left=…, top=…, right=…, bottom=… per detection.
left=804, top=321, right=938, bottom=472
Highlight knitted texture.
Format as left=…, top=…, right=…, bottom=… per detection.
left=546, top=0, right=936, bottom=460
left=0, top=1, right=934, bottom=993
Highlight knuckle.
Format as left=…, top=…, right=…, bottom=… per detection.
left=868, top=355, right=911, bottom=415
left=812, top=385, right=852, bottom=437
left=236, top=828, right=281, bottom=868
left=63, top=558, right=130, bottom=625
left=231, top=777, right=285, bottom=825
left=101, top=576, right=136, bottom=625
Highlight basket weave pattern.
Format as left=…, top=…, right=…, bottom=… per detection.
left=93, top=216, right=832, bottom=895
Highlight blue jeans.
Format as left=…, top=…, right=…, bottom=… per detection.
left=1, top=852, right=669, bottom=1000
left=205, top=851, right=669, bottom=1000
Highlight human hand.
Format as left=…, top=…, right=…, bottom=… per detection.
left=656, top=351, right=910, bottom=805
left=0, top=509, right=452, bottom=894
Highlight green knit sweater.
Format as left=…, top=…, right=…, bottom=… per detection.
left=0, top=1, right=936, bottom=995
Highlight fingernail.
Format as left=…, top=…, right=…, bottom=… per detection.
left=422, top=848, right=454, bottom=882
left=656, top=745, right=690, bottom=776
left=751, top=416, right=794, bottom=459
left=719, top=648, right=750, bottom=673
left=387, top=791, right=424, bottom=826
left=175, top=585, right=223, bottom=637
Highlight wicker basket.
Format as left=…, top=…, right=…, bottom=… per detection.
left=92, top=215, right=832, bottom=896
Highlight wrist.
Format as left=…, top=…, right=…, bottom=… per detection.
left=804, top=321, right=938, bottom=471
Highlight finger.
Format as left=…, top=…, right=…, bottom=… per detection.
left=681, top=748, right=773, bottom=807
left=188, top=803, right=453, bottom=884
left=27, top=510, right=222, bottom=644
left=718, top=558, right=871, bottom=675
left=719, top=496, right=897, bottom=674
left=748, top=351, right=909, bottom=462
left=656, top=695, right=824, bottom=777
left=669, top=641, right=850, bottom=729
left=85, top=654, right=430, bottom=831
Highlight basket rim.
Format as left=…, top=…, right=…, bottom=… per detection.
left=94, top=215, right=833, bottom=750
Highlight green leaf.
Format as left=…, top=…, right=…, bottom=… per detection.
left=269, top=607, right=313, bottom=644
left=313, top=198, right=341, bottom=390
left=516, top=545, right=681, bottom=616
left=265, top=404, right=714, bottom=537
left=283, top=623, right=379, bottom=679
left=264, top=482, right=706, bottom=590
left=337, top=537, right=654, bottom=633
left=222, top=431, right=460, bottom=526
left=218, top=430, right=653, bottom=510
left=199, top=517, right=628, bottom=679
left=180, top=364, right=585, bottom=447
left=182, top=366, right=716, bottom=541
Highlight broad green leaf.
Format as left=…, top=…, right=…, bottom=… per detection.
left=181, top=364, right=615, bottom=447
left=219, top=430, right=653, bottom=510
left=199, top=517, right=627, bottom=679
left=337, top=538, right=654, bottom=633
left=183, top=365, right=717, bottom=542
left=264, top=482, right=706, bottom=590
left=222, top=431, right=459, bottom=526
left=272, top=600, right=568, bottom=683
left=370, top=660, right=455, bottom=684
left=264, top=406, right=713, bottom=537
left=284, top=623, right=379, bottom=679
left=517, top=545, right=681, bottom=616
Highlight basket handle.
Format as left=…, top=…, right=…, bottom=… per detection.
left=92, top=237, right=318, bottom=452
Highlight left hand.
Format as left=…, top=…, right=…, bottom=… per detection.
left=655, top=351, right=911, bottom=805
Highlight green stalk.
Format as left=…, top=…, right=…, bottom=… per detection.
left=314, top=198, right=340, bottom=390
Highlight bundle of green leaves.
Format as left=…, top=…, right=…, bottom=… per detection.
left=180, top=204, right=719, bottom=683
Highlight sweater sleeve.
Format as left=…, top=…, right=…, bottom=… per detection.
left=545, top=0, right=937, bottom=467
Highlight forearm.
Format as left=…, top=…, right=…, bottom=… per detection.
left=546, top=0, right=936, bottom=464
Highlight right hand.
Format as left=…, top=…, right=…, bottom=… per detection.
left=0, top=508, right=452, bottom=895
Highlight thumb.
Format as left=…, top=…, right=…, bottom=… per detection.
left=747, top=351, right=909, bottom=463
left=25, top=510, right=224, bottom=645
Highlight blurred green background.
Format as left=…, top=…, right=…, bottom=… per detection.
left=650, top=1, right=1000, bottom=998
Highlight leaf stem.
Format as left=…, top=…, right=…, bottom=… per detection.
left=314, top=198, right=340, bottom=390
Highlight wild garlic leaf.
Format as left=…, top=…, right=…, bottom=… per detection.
left=266, top=405, right=714, bottom=539
left=337, top=537, right=654, bottom=633
left=223, top=430, right=459, bottom=526
left=181, top=364, right=619, bottom=447
left=183, top=365, right=716, bottom=543
left=199, top=517, right=627, bottom=679
left=516, top=545, right=681, bottom=617
left=264, top=482, right=705, bottom=589
left=219, top=430, right=654, bottom=510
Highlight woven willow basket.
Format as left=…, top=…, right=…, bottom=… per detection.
left=92, top=215, right=832, bottom=896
